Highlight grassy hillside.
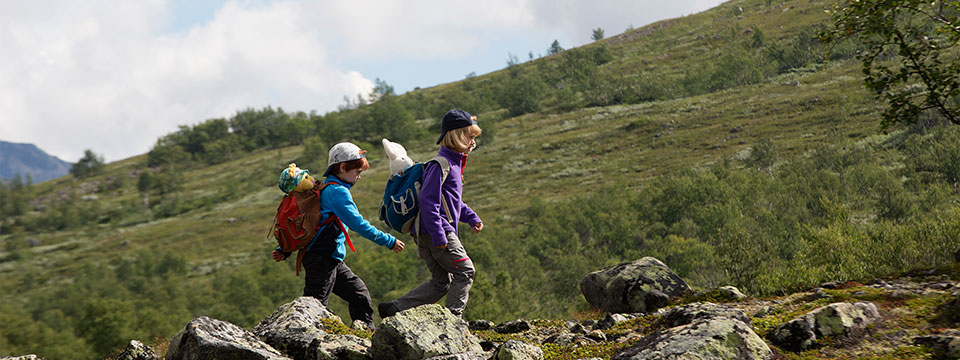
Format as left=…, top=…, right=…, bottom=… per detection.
left=2, top=0, right=958, bottom=358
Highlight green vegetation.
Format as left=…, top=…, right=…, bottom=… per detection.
left=1, top=0, right=958, bottom=358
left=70, top=149, right=105, bottom=178
left=821, top=0, right=960, bottom=127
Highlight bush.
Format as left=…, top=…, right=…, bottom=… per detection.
left=902, top=125, right=960, bottom=184
left=497, top=72, right=546, bottom=116
left=745, top=138, right=777, bottom=170
left=70, top=150, right=105, bottom=178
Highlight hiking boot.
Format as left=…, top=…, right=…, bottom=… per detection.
left=378, top=301, right=399, bottom=318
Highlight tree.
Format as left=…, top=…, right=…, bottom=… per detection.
left=547, top=40, right=564, bottom=55
left=368, top=78, right=395, bottom=103
left=822, top=0, right=960, bottom=128
left=591, top=27, right=605, bottom=41
left=70, top=150, right=104, bottom=178
left=506, top=52, right=520, bottom=67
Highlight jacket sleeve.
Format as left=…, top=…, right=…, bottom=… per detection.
left=459, top=202, right=481, bottom=226
left=326, top=185, right=397, bottom=249
left=419, top=162, right=448, bottom=247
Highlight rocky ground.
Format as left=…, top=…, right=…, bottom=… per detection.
left=3, top=260, right=956, bottom=360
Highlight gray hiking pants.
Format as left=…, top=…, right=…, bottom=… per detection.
left=392, top=231, right=475, bottom=317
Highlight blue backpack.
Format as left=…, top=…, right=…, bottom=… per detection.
left=379, top=157, right=453, bottom=234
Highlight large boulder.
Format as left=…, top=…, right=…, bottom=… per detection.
left=612, top=318, right=772, bottom=360
left=767, top=301, right=881, bottom=352
left=494, top=340, right=544, bottom=360
left=658, top=302, right=752, bottom=327
left=117, top=340, right=159, bottom=360
left=252, top=297, right=368, bottom=360
left=166, top=316, right=288, bottom=360
left=612, top=302, right=771, bottom=360
left=580, top=257, right=691, bottom=314
left=370, top=304, right=483, bottom=360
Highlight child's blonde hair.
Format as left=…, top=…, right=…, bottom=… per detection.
left=440, top=124, right=482, bottom=153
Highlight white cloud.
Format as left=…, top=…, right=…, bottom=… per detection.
left=1, top=0, right=374, bottom=162
left=0, top=0, right=723, bottom=163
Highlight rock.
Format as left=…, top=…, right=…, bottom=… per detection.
left=866, top=278, right=888, bottom=287
left=947, top=291, right=960, bottom=322
left=717, top=286, right=747, bottom=300
left=580, top=257, right=691, bottom=314
left=612, top=318, right=772, bottom=360
left=166, top=316, right=288, bottom=360
left=251, top=297, right=357, bottom=360
left=767, top=301, right=881, bottom=352
left=117, top=340, right=159, bottom=360
left=543, top=333, right=596, bottom=347
left=569, top=323, right=588, bottom=334
left=495, top=320, right=532, bottom=334
left=313, top=334, right=370, bottom=360
left=25, top=238, right=40, bottom=247
left=929, top=282, right=953, bottom=291
left=352, top=319, right=375, bottom=332
left=820, top=282, right=842, bottom=289
left=468, top=320, right=494, bottom=331
left=0, top=356, right=42, bottom=360
left=805, top=288, right=832, bottom=301
left=753, top=306, right=772, bottom=318
left=480, top=341, right=497, bottom=352
left=643, top=290, right=670, bottom=311
left=913, top=334, right=960, bottom=360
left=370, top=304, right=483, bottom=360
left=493, top=340, right=544, bottom=360
left=593, top=313, right=629, bottom=330
left=586, top=330, right=607, bottom=342
left=422, top=354, right=486, bottom=360
left=659, top=302, right=752, bottom=328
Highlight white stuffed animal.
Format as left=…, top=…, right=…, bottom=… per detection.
left=382, top=138, right=415, bottom=176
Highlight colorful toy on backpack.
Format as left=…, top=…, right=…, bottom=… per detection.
left=270, top=163, right=337, bottom=275
left=379, top=140, right=453, bottom=234
left=382, top=138, right=415, bottom=176
left=277, top=163, right=316, bottom=194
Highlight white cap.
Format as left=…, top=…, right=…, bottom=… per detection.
left=323, top=142, right=367, bottom=176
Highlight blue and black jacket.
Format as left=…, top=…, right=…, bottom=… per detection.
left=307, top=175, right=397, bottom=261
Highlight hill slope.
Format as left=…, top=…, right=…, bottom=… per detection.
left=1, top=0, right=958, bottom=358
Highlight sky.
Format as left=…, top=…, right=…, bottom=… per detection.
left=1, top=0, right=725, bottom=163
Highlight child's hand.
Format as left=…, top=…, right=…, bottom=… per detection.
left=272, top=250, right=286, bottom=262
left=472, top=222, right=484, bottom=233
left=392, top=239, right=405, bottom=254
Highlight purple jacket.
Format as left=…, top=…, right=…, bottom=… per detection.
left=418, top=146, right=482, bottom=247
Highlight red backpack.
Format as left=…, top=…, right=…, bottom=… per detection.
left=270, top=182, right=352, bottom=275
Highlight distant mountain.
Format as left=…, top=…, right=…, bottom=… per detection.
left=0, top=140, right=72, bottom=183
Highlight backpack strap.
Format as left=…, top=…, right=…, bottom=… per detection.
left=414, top=157, right=454, bottom=237
left=293, top=182, right=355, bottom=276
left=431, top=156, right=455, bottom=224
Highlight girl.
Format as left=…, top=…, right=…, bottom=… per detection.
left=273, top=142, right=405, bottom=329
left=379, top=109, right=483, bottom=318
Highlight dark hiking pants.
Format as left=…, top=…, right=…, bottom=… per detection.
left=302, top=251, right=374, bottom=324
